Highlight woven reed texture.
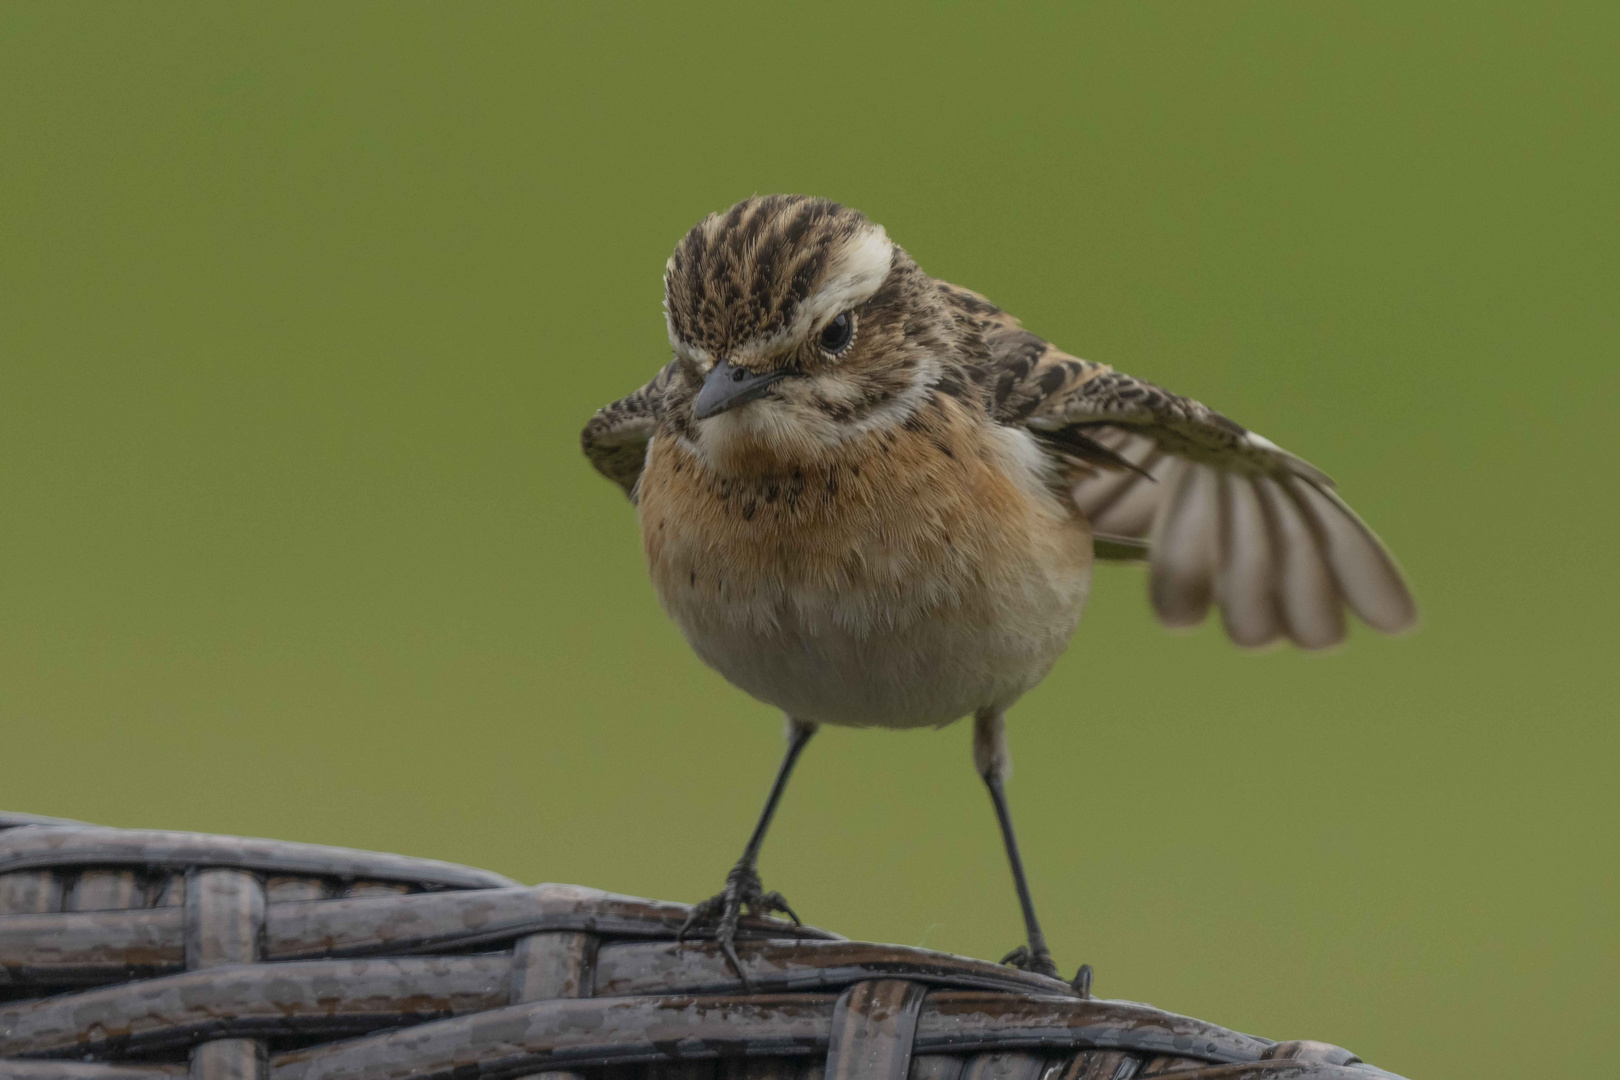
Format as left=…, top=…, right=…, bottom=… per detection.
left=0, top=812, right=1406, bottom=1080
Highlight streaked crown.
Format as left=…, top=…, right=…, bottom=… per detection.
left=663, top=195, right=893, bottom=364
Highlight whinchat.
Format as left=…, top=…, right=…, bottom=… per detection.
left=582, top=195, right=1416, bottom=987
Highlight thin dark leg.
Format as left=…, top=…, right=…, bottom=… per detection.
left=737, top=719, right=816, bottom=869
left=679, top=719, right=817, bottom=985
left=982, top=769, right=1058, bottom=977
left=973, top=708, right=1060, bottom=980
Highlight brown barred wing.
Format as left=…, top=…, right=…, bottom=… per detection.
left=580, top=361, right=677, bottom=500
left=936, top=281, right=1115, bottom=427
left=1020, top=361, right=1417, bottom=650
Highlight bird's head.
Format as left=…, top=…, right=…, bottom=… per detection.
left=662, top=195, right=957, bottom=468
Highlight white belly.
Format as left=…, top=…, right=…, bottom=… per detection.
left=662, top=550, right=1090, bottom=729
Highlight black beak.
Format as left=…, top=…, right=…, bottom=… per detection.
left=692, top=358, right=790, bottom=420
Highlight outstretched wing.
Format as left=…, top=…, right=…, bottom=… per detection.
left=581, top=360, right=677, bottom=500
left=945, top=283, right=1417, bottom=650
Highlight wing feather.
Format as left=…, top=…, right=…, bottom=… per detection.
left=580, top=361, right=678, bottom=500
left=1260, top=476, right=1345, bottom=649
left=1149, top=462, right=1217, bottom=628
left=1216, top=473, right=1283, bottom=648
left=1090, top=464, right=1165, bottom=541
left=945, top=279, right=1417, bottom=649
left=1292, top=478, right=1419, bottom=633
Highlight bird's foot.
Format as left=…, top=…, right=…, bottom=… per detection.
left=677, top=862, right=800, bottom=986
left=1071, top=963, right=1094, bottom=999
left=999, top=944, right=1061, bottom=980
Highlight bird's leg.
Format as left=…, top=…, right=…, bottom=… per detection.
left=975, top=709, right=1061, bottom=980
left=678, top=718, right=817, bottom=984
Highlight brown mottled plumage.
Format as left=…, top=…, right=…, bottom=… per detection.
left=581, top=195, right=1416, bottom=985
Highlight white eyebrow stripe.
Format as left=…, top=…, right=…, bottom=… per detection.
left=730, top=225, right=894, bottom=362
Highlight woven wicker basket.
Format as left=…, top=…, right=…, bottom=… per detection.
left=0, top=811, right=1404, bottom=1080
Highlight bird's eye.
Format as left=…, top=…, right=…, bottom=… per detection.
left=819, top=311, right=855, bottom=355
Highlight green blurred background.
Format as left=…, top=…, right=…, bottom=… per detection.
left=1, top=4, right=1613, bottom=1077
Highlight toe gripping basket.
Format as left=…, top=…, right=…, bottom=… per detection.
left=0, top=812, right=1403, bottom=1080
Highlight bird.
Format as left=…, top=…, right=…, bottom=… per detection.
left=580, top=194, right=1416, bottom=987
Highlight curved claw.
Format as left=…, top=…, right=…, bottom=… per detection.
left=755, top=890, right=801, bottom=926
left=1072, top=963, right=1094, bottom=999
left=676, top=894, right=724, bottom=943
left=717, top=934, right=747, bottom=989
